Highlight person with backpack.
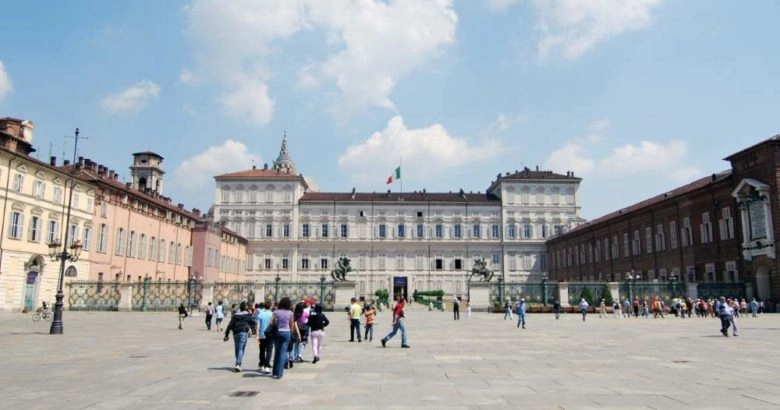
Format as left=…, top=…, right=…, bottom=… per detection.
left=516, top=298, right=526, bottom=329
left=205, top=302, right=214, bottom=331
left=215, top=301, right=225, bottom=332
left=223, top=301, right=256, bottom=372
left=177, top=303, right=188, bottom=330
left=717, top=296, right=732, bottom=337
left=307, top=303, right=330, bottom=363
left=255, top=301, right=274, bottom=374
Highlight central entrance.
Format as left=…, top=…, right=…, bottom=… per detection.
left=393, top=276, right=408, bottom=301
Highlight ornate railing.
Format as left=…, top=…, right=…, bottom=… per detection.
left=213, top=282, right=257, bottom=308
left=618, top=281, right=684, bottom=304
left=264, top=281, right=336, bottom=311
left=696, top=282, right=746, bottom=300
left=131, top=280, right=201, bottom=311
left=67, top=281, right=121, bottom=311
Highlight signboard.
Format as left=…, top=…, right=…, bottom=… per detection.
left=748, top=201, right=767, bottom=240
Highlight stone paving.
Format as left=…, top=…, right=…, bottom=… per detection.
left=1, top=305, right=779, bottom=410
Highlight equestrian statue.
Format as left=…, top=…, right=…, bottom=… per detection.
left=468, top=257, right=494, bottom=283
left=331, top=256, right=356, bottom=281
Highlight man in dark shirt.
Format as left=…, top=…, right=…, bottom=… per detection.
left=224, top=301, right=256, bottom=372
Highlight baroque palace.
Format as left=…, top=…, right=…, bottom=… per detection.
left=213, top=136, right=583, bottom=300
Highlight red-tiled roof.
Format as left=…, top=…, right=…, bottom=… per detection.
left=567, top=170, right=732, bottom=234
left=724, top=134, right=780, bottom=161
left=300, top=191, right=500, bottom=203
left=214, top=168, right=305, bottom=180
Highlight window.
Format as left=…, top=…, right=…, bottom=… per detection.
left=397, top=224, right=405, bottom=238
left=491, top=253, right=500, bottom=266
left=302, top=223, right=310, bottom=238
left=700, top=212, right=713, bottom=244
left=682, top=217, right=692, bottom=247
left=416, top=224, right=424, bottom=238
left=435, top=224, right=443, bottom=238
left=301, top=258, right=310, bottom=270
left=453, top=224, right=462, bottom=238
left=655, top=224, right=666, bottom=251
left=507, top=224, right=516, bottom=239
left=68, top=224, right=78, bottom=246
left=97, top=224, right=108, bottom=253
left=632, top=230, right=640, bottom=255
left=8, top=211, right=23, bottom=239
left=623, top=233, right=629, bottom=258
left=523, top=224, right=532, bottom=239
left=149, top=237, right=157, bottom=260
left=454, top=259, right=462, bottom=270
left=128, top=231, right=136, bottom=258
left=29, top=215, right=41, bottom=242
left=669, top=221, right=678, bottom=249
left=321, top=258, right=328, bottom=270
left=138, top=234, right=146, bottom=258
left=72, top=192, right=80, bottom=210
left=159, top=240, right=166, bottom=262
left=341, top=224, right=348, bottom=238
left=115, top=228, right=125, bottom=255
left=53, top=186, right=63, bottom=204
left=82, top=227, right=92, bottom=251
left=611, top=236, right=619, bottom=259
left=378, top=224, right=387, bottom=238
left=47, top=220, right=60, bottom=244
left=321, top=224, right=329, bottom=238
left=377, top=255, right=386, bottom=270
left=491, top=224, right=500, bottom=238
left=12, top=174, right=23, bottom=192
left=168, top=242, right=175, bottom=264
left=472, top=224, right=481, bottom=238
left=283, top=224, right=290, bottom=238
left=266, top=224, right=273, bottom=237
left=86, top=198, right=94, bottom=213
left=435, top=258, right=443, bottom=270
left=541, top=224, right=548, bottom=239
left=645, top=227, right=653, bottom=254
left=33, top=180, right=45, bottom=198
left=720, top=207, right=734, bottom=240
left=264, top=258, right=272, bottom=270
left=725, top=261, right=738, bottom=282
left=100, top=202, right=107, bottom=218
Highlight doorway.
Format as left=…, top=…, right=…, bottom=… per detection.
left=393, top=276, right=408, bottom=301
left=23, top=257, right=43, bottom=311
left=756, top=266, right=771, bottom=301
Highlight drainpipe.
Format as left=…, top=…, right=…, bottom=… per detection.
left=0, top=156, right=15, bottom=275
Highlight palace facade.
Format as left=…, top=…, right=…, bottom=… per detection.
left=213, top=136, right=583, bottom=300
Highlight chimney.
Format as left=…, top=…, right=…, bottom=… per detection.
left=177, top=203, right=184, bottom=209
left=50, top=156, right=56, bottom=166
left=108, top=170, right=114, bottom=179
left=125, top=182, right=132, bottom=189
left=78, top=156, right=84, bottom=165
left=536, top=165, right=539, bottom=171
left=64, top=160, right=70, bottom=166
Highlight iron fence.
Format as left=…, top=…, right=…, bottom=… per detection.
left=131, top=280, right=202, bottom=311
left=618, top=281, right=684, bottom=304
left=67, top=281, right=121, bottom=311
left=264, top=281, right=336, bottom=311
left=697, top=282, right=747, bottom=300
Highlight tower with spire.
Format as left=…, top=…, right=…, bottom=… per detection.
left=272, top=132, right=296, bottom=174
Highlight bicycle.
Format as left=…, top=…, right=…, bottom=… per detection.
left=32, top=307, right=53, bottom=322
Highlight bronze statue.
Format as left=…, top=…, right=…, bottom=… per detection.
left=331, top=256, right=356, bottom=281
left=468, top=257, right=493, bottom=283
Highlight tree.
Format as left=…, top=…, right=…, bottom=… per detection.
left=580, top=287, right=594, bottom=305
left=600, top=284, right=614, bottom=306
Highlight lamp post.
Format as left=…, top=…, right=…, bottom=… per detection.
left=274, top=273, right=281, bottom=302
left=497, top=276, right=504, bottom=305
left=188, top=272, right=198, bottom=310
left=142, top=274, right=151, bottom=311
left=319, top=273, right=326, bottom=305
left=669, top=272, right=679, bottom=298
left=541, top=272, right=549, bottom=307
left=626, top=271, right=640, bottom=306
left=48, top=128, right=85, bottom=335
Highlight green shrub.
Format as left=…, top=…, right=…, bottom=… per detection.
left=580, top=287, right=594, bottom=305
left=600, top=284, right=614, bottom=306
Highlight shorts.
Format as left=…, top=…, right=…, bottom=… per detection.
left=216, top=318, right=223, bottom=324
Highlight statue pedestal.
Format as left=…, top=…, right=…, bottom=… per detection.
left=334, top=281, right=356, bottom=311
left=468, top=282, right=491, bottom=312
left=558, top=282, right=571, bottom=308
left=118, top=283, right=133, bottom=312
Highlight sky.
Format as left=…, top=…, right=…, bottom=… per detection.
left=1, top=0, right=779, bottom=220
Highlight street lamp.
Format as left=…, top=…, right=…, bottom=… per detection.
left=47, top=238, right=82, bottom=334
left=274, top=272, right=281, bottom=302
left=541, top=272, right=549, bottom=307
left=319, top=273, right=327, bottom=305
left=142, top=274, right=151, bottom=311
left=626, top=271, right=640, bottom=306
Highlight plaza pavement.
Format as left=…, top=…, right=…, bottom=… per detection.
left=1, top=305, right=779, bottom=410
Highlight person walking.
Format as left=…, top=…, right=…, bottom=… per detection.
left=307, top=303, right=330, bottom=364
left=223, top=301, right=255, bottom=372
left=552, top=300, right=561, bottom=320
left=466, top=301, right=472, bottom=319
left=348, top=298, right=362, bottom=342
left=215, top=301, right=225, bottom=332
left=205, top=302, right=214, bottom=331
left=612, top=301, right=622, bottom=319
left=579, top=298, right=589, bottom=322
left=727, top=300, right=739, bottom=336
left=516, top=298, right=526, bottom=329
left=271, top=297, right=300, bottom=380
left=751, top=298, right=759, bottom=318
left=503, top=300, right=513, bottom=320
left=255, top=301, right=274, bottom=374
left=293, top=301, right=310, bottom=362
left=598, top=299, right=607, bottom=318
left=364, top=303, right=376, bottom=342
left=452, top=296, right=460, bottom=320
left=381, top=298, right=409, bottom=348
left=717, top=296, right=731, bottom=337
left=178, top=303, right=188, bottom=330
left=632, top=298, right=640, bottom=318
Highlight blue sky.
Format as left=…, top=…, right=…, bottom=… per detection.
left=1, top=0, right=778, bottom=219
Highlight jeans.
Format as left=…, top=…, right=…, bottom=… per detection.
left=310, top=330, right=325, bottom=358
left=517, top=312, right=525, bottom=328
left=581, top=309, right=587, bottom=321
left=205, top=314, right=213, bottom=330
left=453, top=307, right=459, bottom=320
left=233, top=331, right=248, bottom=366
left=364, top=324, right=374, bottom=340
left=383, top=319, right=407, bottom=346
left=350, top=319, right=361, bottom=341
left=504, top=308, right=513, bottom=320
left=259, top=337, right=273, bottom=368
left=553, top=309, right=560, bottom=320
left=273, top=331, right=292, bottom=378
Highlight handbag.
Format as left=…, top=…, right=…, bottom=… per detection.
left=264, top=322, right=278, bottom=339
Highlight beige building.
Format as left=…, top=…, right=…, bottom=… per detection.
left=0, top=118, right=95, bottom=311
left=191, top=217, right=248, bottom=283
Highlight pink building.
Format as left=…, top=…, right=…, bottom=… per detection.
left=191, top=218, right=248, bottom=283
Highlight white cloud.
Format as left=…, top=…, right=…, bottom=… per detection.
left=338, top=115, right=505, bottom=184
left=534, top=0, right=661, bottom=60
left=0, top=60, right=12, bottom=101
left=220, top=80, right=274, bottom=125
left=545, top=124, right=701, bottom=182
left=184, top=0, right=457, bottom=122
left=100, top=80, right=160, bottom=113
left=491, top=112, right=528, bottom=132
left=173, top=139, right=261, bottom=191
left=179, top=69, right=199, bottom=85
left=484, top=0, right=520, bottom=12
left=182, top=103, right=202, bottom=118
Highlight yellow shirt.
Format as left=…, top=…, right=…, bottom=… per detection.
left=349, top=303, right=362, bottom=320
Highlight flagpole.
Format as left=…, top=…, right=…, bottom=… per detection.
left=399, top=157, right=403, bottom=197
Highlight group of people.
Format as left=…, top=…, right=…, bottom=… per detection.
left=215, top=297, right=330, bottom=380
left=348, top=297, right=409, bottom=348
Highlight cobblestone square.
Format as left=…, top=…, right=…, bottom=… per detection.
left=2, top=307, right=779, bottom=409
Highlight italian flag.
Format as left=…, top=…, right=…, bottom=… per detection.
left=386, top=166, right=401, bottom=184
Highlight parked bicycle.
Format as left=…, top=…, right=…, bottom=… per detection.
left=32, top=302, right=52, bottom=322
